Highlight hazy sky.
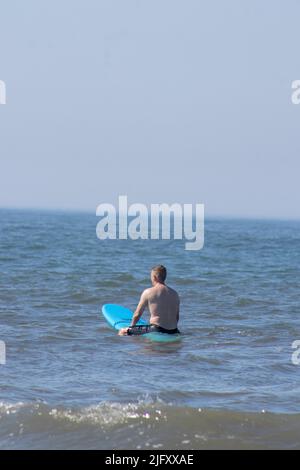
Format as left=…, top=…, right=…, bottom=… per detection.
left=0, top=0, right=299, bottom=218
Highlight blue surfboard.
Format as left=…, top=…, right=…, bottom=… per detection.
left=101, top=304, right=181, bottom=343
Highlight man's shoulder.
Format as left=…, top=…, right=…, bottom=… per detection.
left=166, top=284, right=179, bottom=294
left=143, top=286, right=161, bottom=299
left=141, top=287, right=153, bottom=298
left=167, top=285, right=180, bottom=300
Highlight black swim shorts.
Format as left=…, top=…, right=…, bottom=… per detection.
left=127, top=324, right=180, bottom=336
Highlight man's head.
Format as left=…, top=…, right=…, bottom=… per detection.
left=151, top=265, right=167, bottom=285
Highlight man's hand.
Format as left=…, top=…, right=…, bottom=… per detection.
left=118, top=291, right=149, bottom=336
left=118, top=328, right=129, bottom=336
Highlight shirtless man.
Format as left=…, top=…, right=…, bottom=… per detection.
left=118, top=265, right=180, bottom=336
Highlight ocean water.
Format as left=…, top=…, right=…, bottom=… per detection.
left=0, top=208, right=300, bottom=449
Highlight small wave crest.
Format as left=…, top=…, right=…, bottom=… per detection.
left=1, top=400, right=300, bottom=449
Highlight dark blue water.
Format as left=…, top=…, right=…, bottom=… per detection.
left=0, top=209, right=300, bottom=449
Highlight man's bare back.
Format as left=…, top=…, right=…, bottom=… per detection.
left=140, top=283, right=179, bottom=330
left=118, top=265, right=180, bottom=336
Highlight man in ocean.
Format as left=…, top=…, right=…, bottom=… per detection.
left=118, top=265, right=180, bottom=336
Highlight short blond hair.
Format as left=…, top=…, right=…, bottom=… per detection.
left=151, top=265, right=167, bottom=282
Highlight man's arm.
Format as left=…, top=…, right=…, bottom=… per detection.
left=130, top=290, right=149, bottom=327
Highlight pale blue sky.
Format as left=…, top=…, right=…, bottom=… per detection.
left=0, top=0, right=299, bottom=218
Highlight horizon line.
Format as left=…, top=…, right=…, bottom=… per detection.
left=0, top=204, right=299, bottom=222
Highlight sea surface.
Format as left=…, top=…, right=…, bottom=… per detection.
left=0, top=208, right=300, bottom=449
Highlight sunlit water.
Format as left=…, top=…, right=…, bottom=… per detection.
left=0, top=209, right=300, bottom=449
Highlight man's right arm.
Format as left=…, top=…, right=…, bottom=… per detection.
left=130, top=290, right=149, bottom=327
